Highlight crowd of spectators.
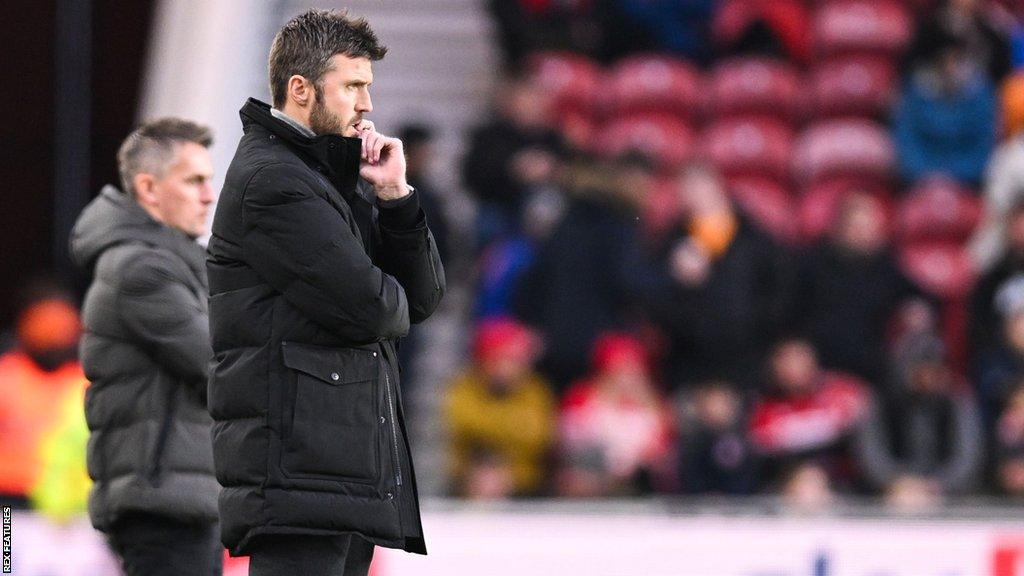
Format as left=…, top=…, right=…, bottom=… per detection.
left=441, top=0, right=1024, bottom=507
left=3, top=1, right=1024, bottom=525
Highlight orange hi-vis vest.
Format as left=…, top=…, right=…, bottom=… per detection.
left=0, top=350, right=88, bottom=498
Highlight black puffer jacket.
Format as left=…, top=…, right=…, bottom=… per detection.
left=70, top=185, right=218, bottom=530
left=207, top=99, right=445, bottom=555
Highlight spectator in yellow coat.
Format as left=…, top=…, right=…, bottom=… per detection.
left=445, top=318, right=555, bottom=497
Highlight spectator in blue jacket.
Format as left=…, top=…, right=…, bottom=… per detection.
left=893, top=39, right=997, bottom=186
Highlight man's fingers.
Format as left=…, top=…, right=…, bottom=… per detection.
left=360, top=131, right=380, bottom=161
left=372, top=137, right=388, bottom=164
left=356, top=120, right=377, bottom=160
left=357, top=130, right=401, bottom=165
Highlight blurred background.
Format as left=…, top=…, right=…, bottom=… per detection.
left=4, top=0, right=1024, bottom=574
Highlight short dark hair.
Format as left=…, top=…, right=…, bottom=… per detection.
left=117, top=117, right=213, bottom=196
left=268, top=9, right=387, bottom=109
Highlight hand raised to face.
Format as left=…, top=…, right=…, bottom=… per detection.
left=356, top=120, right=408, bottom=201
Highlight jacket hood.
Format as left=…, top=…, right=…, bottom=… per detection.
left=69, top=185, right=204, bottom=275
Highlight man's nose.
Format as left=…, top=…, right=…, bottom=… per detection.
left=357, top=90, right=372, bottom=114
left=200, top=183, right=215, bottom=204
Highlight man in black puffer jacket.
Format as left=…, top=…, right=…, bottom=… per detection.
left=207, top=9, right=445, bottom=575
left=70, top=118, right=221, bottom=575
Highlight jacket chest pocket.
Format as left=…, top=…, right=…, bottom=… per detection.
left=280, top=341, right=381, bottom=483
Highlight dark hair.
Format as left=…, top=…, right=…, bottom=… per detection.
left=268, top=9, right=387, bottom=109
left=117, top=117, right=213, bottom=196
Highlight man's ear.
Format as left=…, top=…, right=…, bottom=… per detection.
left=287, top=75, right=312, bottom=108
left=132, top=172, right=158, bottom=207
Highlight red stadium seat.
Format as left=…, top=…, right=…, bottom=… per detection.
left=728, top=177, right=800, bottom=244
left=528, top=51, right=603, bottom=117
left=640, top=177, right=684, bottom=242
left=813, top=0, right=913, bottom=57
left=798, top=178, right=892, bottom=242
left=597, top=113, right=695, bottom=171
left=792, top=119, right=895, bottom=185
left=558, top=110, right=597, bottom=153
left=898, top=241, right=977, bottom=300
left=811, top=56, right=897, bottom=118
left=701, top=118, right=795, bottom=182
left=712, top=0, right=812, bottom=65
left=604, top=55, right=705, bottom=120
left=895, top=177, right=983, bottom=243
left=709, top=58, right=803, bottom=121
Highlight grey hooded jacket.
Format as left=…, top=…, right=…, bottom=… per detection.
left=70, top=185, right=219, bottom=529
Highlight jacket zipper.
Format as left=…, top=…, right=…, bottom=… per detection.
left=384, top=367, right=403, bottom=487
left=148, top=382, right=180, bottom=486
left=427, top=234, right=440, bottom=292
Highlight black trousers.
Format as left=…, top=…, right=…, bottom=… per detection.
left=247, top=533, right=375, bottom=576
left=106, top=512, right=222, bottom=576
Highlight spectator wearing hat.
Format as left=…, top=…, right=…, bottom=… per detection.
left=856, top=332, right=984, bottom=501
left=749, top=337, right=869, bottom=489
left=556, top=333, right=673, bottom=497
left=969, top=72, right=1024, bottom=270
left=444, top=318, right=555, bottom=498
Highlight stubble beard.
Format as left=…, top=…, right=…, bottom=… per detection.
left=309, top=88, right=348, bottom=137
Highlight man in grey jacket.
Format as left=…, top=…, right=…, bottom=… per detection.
left=70, top=118, right=221, bottom=576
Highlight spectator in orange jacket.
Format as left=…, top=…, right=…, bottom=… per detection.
left=0, top=284, right=88, bottom=508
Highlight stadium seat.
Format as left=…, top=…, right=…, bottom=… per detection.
left=701, top=117, right=794, bottom=182
left=811, top=56, right=897, bottom=118
left=895, top=177, right=983, bottom=243
left=898, top=241, right=977, bottom=300
left=708, top=58, right=803, bottom=121
left=813, top=0, right=913, bottom=57
left=711, top=0, right=813, bottom=65
left=728, top=176, right=800, bottom=244
left=558, top=110, right=597, bottom=153
left=792, top=119, right=896, bottom=185
left=797, top=178, right=892, bottom=242
left=528, top=51, right=603, bottom=117
left=597, top=113, right=695, bottom=171
left=604, top=54, right=705, bottom=121
left=640, top=176, right=684, bottom=242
